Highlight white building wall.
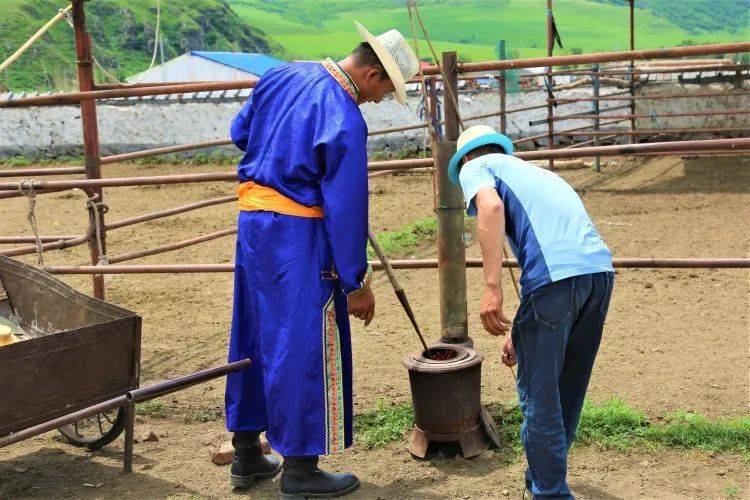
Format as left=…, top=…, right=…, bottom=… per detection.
left=1, top=84, right=748, bottom=158
left=127, top=54, right=259, bottom=83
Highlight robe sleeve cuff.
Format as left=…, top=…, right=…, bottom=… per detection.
left=345, top=263, right=373, bottom=298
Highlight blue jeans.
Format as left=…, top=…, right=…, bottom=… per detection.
left=512, top=272, right=614, bottom=499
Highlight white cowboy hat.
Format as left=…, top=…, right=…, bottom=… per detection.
left=354, top=21, right=420, bottom=105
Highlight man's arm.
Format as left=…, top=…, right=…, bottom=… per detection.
left=475, top=187, right=511, bottom=336
left=318, top=116, right=375, bottom=326
left=229, top=97, right=254, bottom=152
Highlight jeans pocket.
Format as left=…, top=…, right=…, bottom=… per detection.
left=529, top=278, right=574, bottom=330
left=599, top=272, right=615, bottom=316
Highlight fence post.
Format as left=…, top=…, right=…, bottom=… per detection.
left=592, top=63, right=601, bottom=172
left=436, top=51, right=469, bottom=345
left=496, top=40, right=507, bottom=135
left=72, top=0, right=107, bottom=299
left=629, top=0, right=636, bottom=143
left=546, top=0, right=556, bottom=170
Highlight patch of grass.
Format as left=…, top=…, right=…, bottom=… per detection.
left=724, top=484, right=742, bottom=499
left=642, top=411, right=750, bottom=456
left=136, top=400, right=169, bottom=418
left=355, top=397, right=750, bottom=459
left=0, top=155, right=84, bottom=167
left=368, top=217, right=437, bottom=259
left=354, top=399, right=414, bottom=449
left=132, top=151, right=240, bottom=166
left=577, top=399, right=750, bottom=457
left=576, top=398, right=649, bottom=450
left=186, top=407, right=224, bottom=423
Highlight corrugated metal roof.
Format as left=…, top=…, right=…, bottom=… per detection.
left=190, top=51, right=285, bottom=77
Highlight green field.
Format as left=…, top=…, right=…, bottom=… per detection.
left=228, top=0, right=749, bottom=61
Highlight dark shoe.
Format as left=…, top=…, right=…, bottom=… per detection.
left=230, top=431, right=281, bottom=489
left=280, top=455, right=360, bottom=498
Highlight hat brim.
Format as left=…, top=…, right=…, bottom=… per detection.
left=448, top=133, right=514, bottom=185
left=355, top=21, right=408, bottom=105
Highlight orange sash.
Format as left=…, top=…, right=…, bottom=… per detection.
left=237, top=181, right=324, bottom=218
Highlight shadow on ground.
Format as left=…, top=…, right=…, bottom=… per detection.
left=0, top=447, right=196, bottom=498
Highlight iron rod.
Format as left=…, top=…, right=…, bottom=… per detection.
left=94, top=80, right=210, bottom=90
left=518, top=63, right=750, bottom=78
left=2, top=43, right=747, bottom=108
left=561, top=134, right=621, bottom=149
left=554, top=127, right=749, bottom=137
left=448, top=42, right=750, bottom=74
left=548, top=109, right=750, bottom=122
left=0, top=396, right=126, bottom=448
left=368, top=227, right=428, bottom=351
left=0, top=80, right=257, bottom=108
left=0, top=235, right=82, bottom=244
left=108, top=228, right=237, bottom=264
left=101, top=139, right=234, bottom=164
left=528, top=104, right=631, bottom=126
left=553, top=90, right=750, bottom=103
left=0, top=167, right=86, bottom=178
left=43, top=258, right=750, bottom=275
left=3, top=138, right=747, bottom=192
left=514, top=118, right=630, bottom=144
left=126, top=359, right=251, bottom=403
left=106, top=195, right=238, bottom=230
left=0, top=233, right=90, bottom=258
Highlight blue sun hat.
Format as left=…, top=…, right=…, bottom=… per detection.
left=447, top=125, right=514, bottom=185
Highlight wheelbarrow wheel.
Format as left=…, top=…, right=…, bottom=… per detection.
left=57, top=407, right=126, bottom=450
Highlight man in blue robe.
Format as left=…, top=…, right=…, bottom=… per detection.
left=225, top=23, right=419, bottom=498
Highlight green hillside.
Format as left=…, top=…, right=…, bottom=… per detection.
left=0, top=0, right=284, bottom=91
left=228, top=0, right=749, bottom=62
left=2, top=0, right=746, bottom=91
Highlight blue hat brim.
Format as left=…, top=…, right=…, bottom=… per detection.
left=448, top=133, right=514, bottom=185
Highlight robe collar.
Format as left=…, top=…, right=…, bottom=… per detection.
left=321, top=58, right=360, bottom=103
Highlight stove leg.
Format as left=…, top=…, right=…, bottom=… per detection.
left=408, top=425, right=429, bottom=459
left=458, top=424, right=490, bottom=458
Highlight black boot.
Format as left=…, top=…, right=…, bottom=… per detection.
left=230, top=431, right=281, bottom=488
left=280, top=456, right=359, bottom=498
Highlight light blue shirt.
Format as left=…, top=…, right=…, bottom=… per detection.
left=459, top=153, right=614, bottom=296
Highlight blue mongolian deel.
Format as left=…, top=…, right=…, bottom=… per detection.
left=190, top=51, right=285, bottom=77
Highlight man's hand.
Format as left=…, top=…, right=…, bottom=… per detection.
left=480, top=284, right=511, bottom=336
left=348, top=286, right=375, bottom=326
left=501, top=334, right=516, bottom=367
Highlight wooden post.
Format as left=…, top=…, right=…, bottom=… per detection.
left=546, top=0, right=555, bottom=170
left=436, top=51, right=468, bottom=345
left=427, top=76, right=441, bottom=142
left=496, top=40, right=507, bottom=135
left=72, top=0, right=106, bottom=299
left=442, top=52, right=460, bottom=141
left=629, top=0, right=636, bottom=144
left=592, top=63, right=601, bottom=172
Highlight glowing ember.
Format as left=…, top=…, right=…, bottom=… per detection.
left=423, top=348, right=458, bottom=361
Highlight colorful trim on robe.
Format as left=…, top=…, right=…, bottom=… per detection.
left=321, top=58, right=359, bottom=103
left=322, top=292, right=346, bottom=454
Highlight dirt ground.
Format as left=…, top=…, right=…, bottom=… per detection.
left=1, top=154, right=748, bottom=499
